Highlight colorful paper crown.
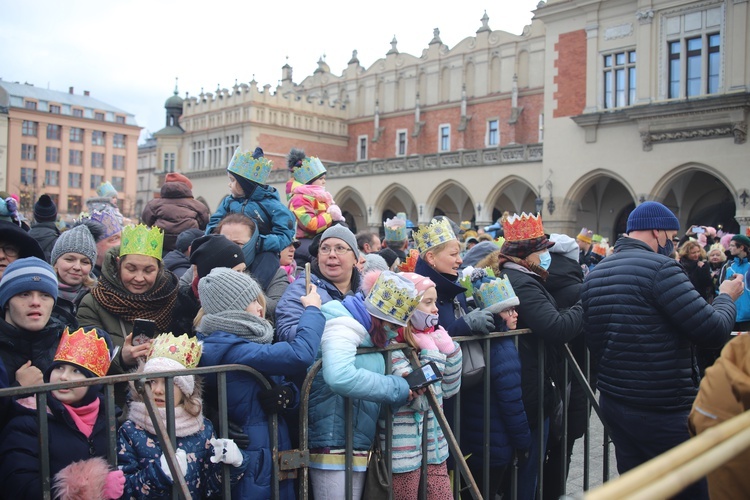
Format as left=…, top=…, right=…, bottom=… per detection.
left=591, top=234, right=603, bottom=244
left=460, top=220, right=472, bottom=231
left=398, top=248, right=420, bottom=273
left=54, top=327, right=111, bottom=378
left=292, top=156, right=327, bottom=184
left=502, top=212, right=545, bottom=242
left=413, top=218, right=457, bottom=254
left=96, top=181, right=117, bottom=198
left=120, top=224, right=164, bottom=260
left=461, top=267, right=520, bottom=313
left=577, top=227, right=593, bottom=244
left=365, top=271, right=422, bottom=327
left=384, top=216, right=408, bottom=242
left=83, top=209, right=122, bottom=239
left=148, top=332, right=202, bottom=369
left=227, top=147, right=273, bottom=185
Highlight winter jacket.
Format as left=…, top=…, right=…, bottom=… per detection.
left=414, top=258, right=472, bottom=338
left=461, top=332, right=531, bottom=466
left=680, top=258, right=714, bottom=301
left=582, top=236, right=737, bottom=410
left=0, top=395, right=109, bottom=499
left=0, top=317, right=63, bottom=388
left=28, top=221, right=60, bottom=262
left=722, top=256, right=750, bottom=323
left=197, top=305, right=325, bottom=499
left=308, top=299, right=411, bottom=453
left=141, top=181, right=210, bottom=253
left=285, top=179, right=335, bottom=238
left=162, top=249, right=191, bottom=278
left=51, top=286, right=90, bottom=330
left=205, top=186, right=295, bottom=255
left=689, top=334, right=750, bottom=500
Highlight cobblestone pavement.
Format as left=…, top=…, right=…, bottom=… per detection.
left=564, top=409, right=619, bottom=498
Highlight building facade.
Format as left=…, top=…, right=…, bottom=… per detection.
left=0, top=80, right=141, bottom=220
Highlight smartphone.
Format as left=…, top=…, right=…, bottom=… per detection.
left=405, top=361, right=443, bottom=390
left=305, top=263, right=312, bottom=294
left=132, top=318, right=157, bottom=346
left=693, top=226, right=705, bottom=234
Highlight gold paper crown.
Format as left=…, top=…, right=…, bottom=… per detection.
left=577, top=227, right=593, bottom=243
left=120, top=224, right=164, bottom=260
left=413, top=218, right=457, bottom=254
left=365, top=271, right=422, bottom=326
left=502, top=212, right=545, bottom=242
left=53, top=327, right=111, bottom=378
left=147, top=332, right=202, bottom=369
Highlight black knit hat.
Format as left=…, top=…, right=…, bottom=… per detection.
left=176, top=228, right=205, bottom=253
left=34, top=194, right=57, bottom=222
left=189, top=234, right=245, bottom=278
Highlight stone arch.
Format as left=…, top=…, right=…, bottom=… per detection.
left=485, top=175, right=539, bottom=222
left=333, top=186, right=367, bottom=234
left=373, top=183, right=417, bottom=228
left=424, top=180, right=475, bottom=225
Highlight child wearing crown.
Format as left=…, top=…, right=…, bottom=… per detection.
left=0, top=327, right=125, bottom=500
left=205, top=146, right=296, bottom=255
left=285, top=148, right=345, bottom=266
left=117, top=332, right=248, bottom=498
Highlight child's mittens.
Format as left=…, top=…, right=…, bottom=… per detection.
left=412, top=332, right=438, bottom=352
left=430, top=329, right=455, bottom=354
left=327, top=204, right=345, bottom=222
left=210, top=438, right=244, bottom=467
left=160, top=449, right=188, bottom=482
left=103, top=470, right=125, bottom=499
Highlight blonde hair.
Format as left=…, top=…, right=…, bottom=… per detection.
left=678, top=240, right=706, bottom=260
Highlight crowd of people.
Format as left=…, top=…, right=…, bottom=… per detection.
left=0, top=150, right=747, bottom=499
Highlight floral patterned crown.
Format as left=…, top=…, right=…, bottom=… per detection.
left=227, top=147, right=273, bottom=185
left=54, top=327, right=111, bottom=378
left=292, top=156, right=327, bottom=184
left=460, top=267, right=520, bottom=313
left=82, top=209, right=122, bottom=239
left=365, top=271, right=422, bottom=327
left=383, top=216, right=407, bottom=242
left=502, top=212, right=545, bottom=242
left=120, top=224, right=164, bottom=260
left=147, top=332, right=202, bottom=369
left=413, top=218, right=456, bottom=254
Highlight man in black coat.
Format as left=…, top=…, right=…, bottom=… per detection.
left=581, top=201, right=743, bottom=499
left=28, top=194, right=60, bottom=262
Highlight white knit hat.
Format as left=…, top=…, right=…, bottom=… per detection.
left=143, top=357, right=194, bottom=396
left=198, top=267, right=262, bottom=314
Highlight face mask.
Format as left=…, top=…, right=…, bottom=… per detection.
left=410, top=309, right=439, bottom=331
left=657, top=231, right=674, bottom=257
left=538, top=251, right=552, bottom=270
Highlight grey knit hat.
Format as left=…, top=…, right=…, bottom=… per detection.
left=320, top=224, right=360, bottom=259
left=198, top=267, right=263, bottom=314
left=50, top=224, right=97, bottom=266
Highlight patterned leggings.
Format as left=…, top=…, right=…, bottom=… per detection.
left=391, top=462, right=452, bottom=500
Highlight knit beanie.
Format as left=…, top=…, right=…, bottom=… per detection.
left=51, top=224, right=97, bottom=266
left=189, top=235, right=245, bottom=279
left=362, top=254, right=388, bottom=274
left=143, top=357, right=195, bottom=397
left=320, top=224, right=360, bottom=259
left=198, top=267, right=262, bottom=314
left=175, top=228, right=205, bottom=253
left=626, top=201, right=680, bottom=233
left=0, top=257, right=58, bottom=308
left=34, top=194, right=57, bottom=222
left=399, top=272, right=436, bottom=295
left=165, top=172, right=193, bottom=190
left=731, top=234, right=750, bottom=250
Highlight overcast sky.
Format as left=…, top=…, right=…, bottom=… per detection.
left=1, top=0, right=541, bottom=144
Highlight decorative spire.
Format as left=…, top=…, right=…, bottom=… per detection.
left=173, top=77, right=179, bottom=95
left=477, top=11, right=491, bottom=33
left=348, top=49, right=359, bottom=65
left=387, top=35, right=399, bottom=55
left=429, top=28, right=442, bottom=45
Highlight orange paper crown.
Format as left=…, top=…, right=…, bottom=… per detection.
left=53, top=327, right=111, bottom=378
left=502, top=212, right=545, bottom=242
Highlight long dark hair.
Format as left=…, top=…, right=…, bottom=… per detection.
left=368, top=316, right=390, bottom=348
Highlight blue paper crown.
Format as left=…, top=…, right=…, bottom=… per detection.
left=96, top=181, right=117, bottom=198
left=227, top=148, right=273, bottom=185
left=292, top=156, right=327, bottom=184
left=383, top=216, right=407, bottom=242
left=463, top=267, right=520, bottom=313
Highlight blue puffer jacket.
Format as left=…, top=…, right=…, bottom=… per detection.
left=198, top=305, right=325, bottom=500
left=461, top=331, right=531, bottom=466
left=308, top=298, right=410, bottom=451
left=582, top=237, right=737, bottom=410
left=415, top=258, right=471, bottom=338
left=205, top=187, right=295, bottom=254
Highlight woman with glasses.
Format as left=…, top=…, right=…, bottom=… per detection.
left=0, top=221, right=45, bottom=280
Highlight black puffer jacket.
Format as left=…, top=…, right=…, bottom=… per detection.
left=581, top=237, right=737, bottom=411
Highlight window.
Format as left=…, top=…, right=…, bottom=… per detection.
left=163, top=152, right=175, bottom=173
left=22, top=120, right=38, bottom=137
left=487, top=119, right=499, bottom=146
left=67, top=195, right=82, bottom=215
left=358, top=136, right=368, bottom=161
left=91, top=152, right=104, bottom=168
left=69, top=150, right=83, bottom=166
left=68, top=172, right=82, bottom=188
left=115, top=115, right=126, bottom=124
left=25, top=101, right=37, bottom=110
left=439, top=125, right=451, bottom=152
left=192, top=141, right=205, bottom=170
left=72, top=108, right=83, bottom=118
left=49, top=104, right=61, bottom=114
left=113, top=133, right=126, bottom=148
left=396, top=130, right=407, bottom=156
left=20, top=168, right=36, bottom=185
left=46, top=147, right=60, bottom=163
left=112, top=177, right=124, bottom=192
left=94, top=112, right=105, bottom=121
left=92, top=131, right=105, bottom=146
left=112, top=155, right=125, bottom=170
left=70, top=127, right=84, bottom=142
left=90, top=174, right=103, bottom=189
left=603, top=50, right=636, bottom=108
left=21, top=144, right=37, bottom=160
left=224, top=135, right=239, bottom=165
left=46, top=124, right=61, bottom=140
left=45, top=170, right=59, bottom=187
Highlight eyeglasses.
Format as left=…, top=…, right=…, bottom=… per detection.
left=319, top=245, right=353, bottom=256
left=500, top=307, right=518, bottom=316
left=0, top=245, right=19, bottom=258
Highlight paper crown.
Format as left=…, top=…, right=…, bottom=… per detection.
left=120, top=224, right=164, bottom=260
left=83, top=209, right=122, bottom=239
left=461, top=267, right=520, bottom=313
left=96, top=181, right=117, bottom=198
left=54, top=327, right=111, bottom=378
left=577, top=227, right=593, bottom=243
left=591, top=234, right=603, bottom=244
left=384, top=216, right=408, bottom=242
left=460, top=220, right=472, bottom=231
left=227, top=147, right=273, bottom=185
left=292, top=156, right=327, bottom=184
left=502, top=212, right=545, bottom=242
left=148, top=332, right=202, bottom=369
left=365, top=271, right=422, bottom=327
left=413, top=218, right=457, bottom=254
left=398, top=248, right=420, bottom=273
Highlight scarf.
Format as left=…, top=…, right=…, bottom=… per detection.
left=293, top=183, right=334, bottom=205
left=57, top=282, right=84, bottom=303
left=91, top=248, right=179, bottom=331
left=500, top=254, right=549, bottom=280
left=200, top=310, right=274, bottom=344
left=63, top=399, right=100, bottom=438
left=127, top=401, right=203, bottom=437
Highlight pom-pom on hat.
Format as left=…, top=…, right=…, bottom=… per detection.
left=227, top=147, right=272, bottom=185
left=96, top=181, right=118, bottom=199
left=626, top=201, right=680, bottom=233
left=189, top=235, right=244, bottom=279
left=144, top=333, right=202, bottom=396
left=51, top=224, right=97, bottom=267
left=165, top=172, right=193, bottom=190
left=198, top=267, right=263, bottom=315
left=365, top=271, right=422, bottom=327
left=320, top=224, right=360, bottom=260
left=287, top=148, right=327, bottom=185
left=34, top=194, right=58, bottom=222
left=0, top=257, right=58, bottom=308
left=120, top=224, right=164, bottom=261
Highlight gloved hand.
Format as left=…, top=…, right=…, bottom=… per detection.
left=210, top=438, right=244, bottom=467
left=160, top=449, right=188, bottom=482
left=430, top=329, right=455, bottom=354
left=327, top=204, right=345, bottom=222
left=103, top=470, right=125, bottom=499
left=258, top=385, right=294, bottom=414
left=412, top=332, right=438, bottom=352
left=463, top=308, right=495, bottom=335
